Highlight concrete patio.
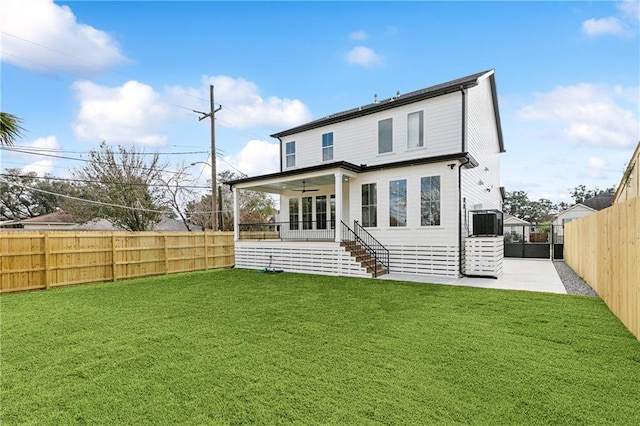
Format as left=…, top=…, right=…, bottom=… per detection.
left=380, top=258, right=567, bottom=294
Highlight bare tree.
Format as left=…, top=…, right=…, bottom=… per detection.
left=67, top=142, right=167, bottom=231
left=156, top=163, right=198, bottom=231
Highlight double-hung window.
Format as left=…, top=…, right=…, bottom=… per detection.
left=389, top=179, right=407, bottom=227
left=322, top=132, right=334, bottom=161
left=407, top=111, right=424, bottom=149
left=316, top=195, right=327, bottom=230
left=285, top=141, right=296, bottom=168
left=420, top=176, right=440, bottom=226
left=378, top=118, right=393, bottom=154
left=302, top=196, right=313, bottom=230
left=361, top=183, right=377, bottom=227
left=289, top=198, right=299, bottom=230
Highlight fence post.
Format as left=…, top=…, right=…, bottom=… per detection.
left=204, top=232, right=209, bottom=270
left=43, top=233, right=50, bottom=290
left=111, top=234, right=117, bottom=282
left=164, top=235, right=169, bottom=274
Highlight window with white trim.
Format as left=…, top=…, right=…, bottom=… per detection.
left=361, top=183, right=377, bottom=227
left=407, top=111, right=424, bottom=149
left=302, top=196, right=313, bottom=230
left=420, top=176, right=440, bottom=226
left=378, top=118, right=393, bottom=154
left=322, top=132, right=334, bottom=161
left=289, top=198, right=299, bottom=230
left=389, top=179, right=407, bottom=227
left=285, top=141, right=296, bottom=168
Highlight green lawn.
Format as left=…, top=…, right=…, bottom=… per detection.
left=1, top=269, right=639, bottom=425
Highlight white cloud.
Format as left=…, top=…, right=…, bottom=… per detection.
left=6, top=136, right=59, bottom=175
left=167, top=76, right=312, bottom=129
left=582, top=0, right=639, bottom=37
left=582, top=17, right=625, bottom=36
left=22, top=160, right=54, bottom=176
left=617, top=0, right=640, bottom=22
left=345, top=46, right=384, bottom=68
left=586, top=156, right=612, bottom=179
left=219, top=140, right=279, bottom=177
left=517, top=83, right=639, bottom=148
left=349, top=30, right=368, bottom=41
left=0, top=0, right=128, bottom=75
left=72, top=80, right=171, bottom=146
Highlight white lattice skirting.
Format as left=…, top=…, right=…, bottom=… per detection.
left=463, top=236, right=504, bottom=278
left=234, top=241, right=371, bottom=278
left=387, top=244, right=460, bottom=277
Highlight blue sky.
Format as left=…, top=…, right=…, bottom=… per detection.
left=1, top=0, right=638, bottom=204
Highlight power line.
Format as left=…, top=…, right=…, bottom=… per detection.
left=0, top=173, right=212, bottom=189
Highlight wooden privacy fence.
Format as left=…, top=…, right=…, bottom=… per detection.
left=0, top=231, right=234, bottom=294
left=565, top=196, right=639, bottom=340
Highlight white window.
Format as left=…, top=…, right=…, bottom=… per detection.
left=285, top=141, right=295, bottom=168
left=289, top=198, right=299, bottom=230
left=407, top=111, right=424, bottom=149
left=322, top=132, right=334, bottom=161
left=378, top=118, right=393, bottom=154
left=420, top=176, right=440, bottom=226
left=361, top=183, right=377, bottom=227
left=389, top=179, right=407, bottom=227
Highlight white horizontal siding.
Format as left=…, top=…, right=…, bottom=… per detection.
left=463, top=237, right=504, bottom=277
left=280, top=92, right=462, bottom=170
left=388, top=244, right=459, bottom=277
left=462, top=75, right=503, bottom=239
left=235, top=241, right=370, bottom=278
left=347, top=162, right=459, bottom=246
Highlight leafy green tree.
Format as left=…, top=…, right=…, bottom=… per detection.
left=0, top=169, right=73, bottom=220
left=67, top=142, right=166, bottom=231
left=502, top=190, right=556, bottom=223
left=0, top=113, right=25, bottom=146
left=569, top=184, right=615, bottom=204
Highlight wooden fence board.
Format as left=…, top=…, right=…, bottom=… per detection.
left=565, top=196, right=640, bottom=340
left=0, top=231, right=234, bottom=293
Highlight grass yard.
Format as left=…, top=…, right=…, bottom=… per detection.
left=1, top=269, right=639, bottom=425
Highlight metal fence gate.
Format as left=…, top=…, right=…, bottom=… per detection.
left=503, top=225, right=564, bottom=259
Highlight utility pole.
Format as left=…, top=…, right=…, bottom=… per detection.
left=194, top=85, right=222, bottom=231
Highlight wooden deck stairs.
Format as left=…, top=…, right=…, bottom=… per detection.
left=340, top=240, right=387, bottom=277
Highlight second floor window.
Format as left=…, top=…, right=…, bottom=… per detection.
left=361, top=183, right=377, bottom=227
left=322, top=132, right=334, bottom=161
left=285, top=141, right=296, bottom=168
left=389, top=179, right=407, bottom=227
left=378, top=118, right=393, bottom=154
left=407, top=111, right=424, bottom=149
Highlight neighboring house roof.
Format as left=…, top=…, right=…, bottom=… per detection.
left=554, top=203, right=597, bottom=220
left=74, top=216, right=202, bottom=232
left=18, top=211, right=76, bottom=225
left=503, top=214, right=531, bottom=225
left=581, top=194, right=613, bottom=211
left=270, top=70, right=505, bottom=153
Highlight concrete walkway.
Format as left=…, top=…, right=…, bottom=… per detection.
left=380, top=258, right=567, bottom=294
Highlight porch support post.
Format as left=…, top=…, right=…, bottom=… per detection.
left=334, top=171, right=343, bottom=242
left=233, top=187, right=240, bottom=241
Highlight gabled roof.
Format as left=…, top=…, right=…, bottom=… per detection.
left=503, top=214, right=531, bottom=225
left=19, top=211, right=75, bottom=224
left=270, top=70, right=505, bottom=153
left=581, top=194, right=613, bottom=211
left=555, top=203, right=597, bottom=218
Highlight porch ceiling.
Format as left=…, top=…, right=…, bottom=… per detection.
left=233, top=171, right=351, bottom=194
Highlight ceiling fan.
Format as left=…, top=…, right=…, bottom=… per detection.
left=292, top=181, right=319, bottom=193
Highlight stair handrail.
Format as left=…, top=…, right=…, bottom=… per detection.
left=353, top=220, right=390, bottom=272
left=340, top=221, right=389, bottom=277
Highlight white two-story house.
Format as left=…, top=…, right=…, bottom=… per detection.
left=226, top=70, right=505, bottom=278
